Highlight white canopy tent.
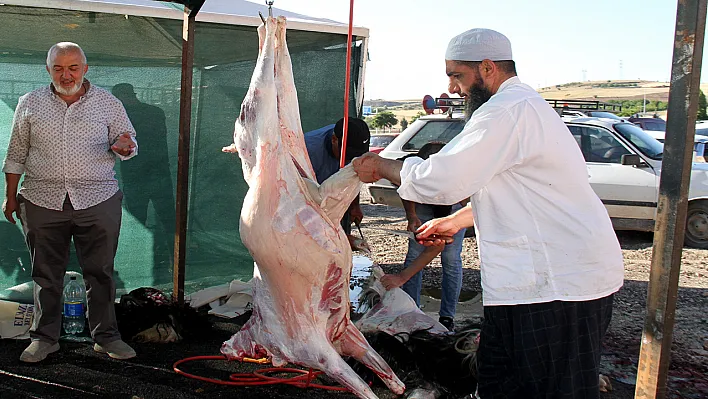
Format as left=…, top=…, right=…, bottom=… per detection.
left=3, top=0, right=369, bottom=36
left=0, top=0, right=370, bottom=298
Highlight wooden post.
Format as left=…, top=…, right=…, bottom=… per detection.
left=635, top=0, right=707, bottom=397
left=173, top=1, right=204, bottom=304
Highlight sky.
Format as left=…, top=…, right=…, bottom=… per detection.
left=249, top=0, right=705, bottom=100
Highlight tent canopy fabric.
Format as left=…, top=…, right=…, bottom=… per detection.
left=1, top=0, right=369, bottom=36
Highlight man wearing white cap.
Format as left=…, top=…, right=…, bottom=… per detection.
left=353, top=28, right=623, bottom=398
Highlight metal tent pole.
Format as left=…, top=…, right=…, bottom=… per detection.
left=339, top=0, right=355, bottom=168
left=635, top=0, right=707, bottom=397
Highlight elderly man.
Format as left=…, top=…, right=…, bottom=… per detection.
left=2, top=42, right=138, bottom=362
left=353, top=29, right=624, bottom=398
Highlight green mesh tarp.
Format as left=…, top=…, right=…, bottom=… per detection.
left=0, top=4, right=364, bottom=299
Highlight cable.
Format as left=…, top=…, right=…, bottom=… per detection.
left=173, top=355, right=349, bottom=392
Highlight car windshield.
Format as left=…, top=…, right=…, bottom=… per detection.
left=589, top=111, right=623, bottom=120
left=614, top=123, right=664, bottom=160
left=369, top=135, right=396, bottom=148
left=696, top=127, right=708, bottom=136
left=643, top=120, right=666, bottom=131
left=402, top=120, right=466, bottom=151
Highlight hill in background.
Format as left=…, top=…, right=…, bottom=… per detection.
left=364, top=80, right=708, bottom=131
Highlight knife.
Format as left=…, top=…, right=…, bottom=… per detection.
left=366, top=226, right=454, bottom=243
left=365, top=226, right=416, bottom=239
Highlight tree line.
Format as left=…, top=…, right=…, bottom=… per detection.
left=605, top=89, right=707, bottom=119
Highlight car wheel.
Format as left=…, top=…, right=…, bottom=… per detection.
left=684, top=201, right=708, bottom=249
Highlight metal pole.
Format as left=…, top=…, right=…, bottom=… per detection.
left=635, top=1, right=707, bottom=397
left=355, top=37, right=369, bottom=117
left=173, top=1, right=204, bottom=305
left=339, top=0, right=355, bottom=168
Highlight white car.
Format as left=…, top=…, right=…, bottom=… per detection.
left=368, top=115, right=708, bottom=248
left=643, top=130, right=708, bottom=162
left=695, top=121, right=708, bottom=137
left=561, top=110, right=628, bottom=122
left=369, top=114, right=466, bottom=207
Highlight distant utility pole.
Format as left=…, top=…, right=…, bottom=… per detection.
left=619, top=60, right=624, bottom=79
left=582, top=69, right=587, bottom=81
left=644, top=89, right=647, bottom=113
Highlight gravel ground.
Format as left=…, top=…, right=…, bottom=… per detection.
left=358, top=186, right=708, bottom=398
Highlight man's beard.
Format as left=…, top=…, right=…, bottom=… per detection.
left=464, top=83, right=493, bottom=121
left=52, top=78, right=83, bottom=96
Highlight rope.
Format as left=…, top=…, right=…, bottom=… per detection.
left=173, top=355, right=349, bottom=392
left=339, top=0, right=356, bottom=168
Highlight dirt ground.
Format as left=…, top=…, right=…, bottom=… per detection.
left=358, top=186, right=708, bottom=399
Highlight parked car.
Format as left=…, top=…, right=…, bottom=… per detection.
left=368, top=115, right=708, bottom=248
left=368, top=115, right=466, bottom=207
left=696, top=121, right=708, bottom=136
left=584, top=111, right=626, bottom=121
left=561, top=110, right=627, bottom=122
left=369, top=133, right=399, bottom=154
left=629, top=117, right=666, bottom=132
left=643, top=130, right=708, bottom=161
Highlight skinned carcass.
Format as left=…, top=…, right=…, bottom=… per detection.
left=221, top=16, right=404, bottom=399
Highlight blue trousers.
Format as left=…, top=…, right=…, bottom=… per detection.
left=400, top=203, right=466, bottom=318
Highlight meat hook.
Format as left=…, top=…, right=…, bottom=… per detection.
left=266, top=0, right=274, bottom=18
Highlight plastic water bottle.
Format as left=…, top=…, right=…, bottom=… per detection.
left=63, top=276, right=85, bottom=335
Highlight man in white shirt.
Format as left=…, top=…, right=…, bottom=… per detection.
left=2, top=42, right=138, bottom=363
left=353, top=28, right=624, bottom=398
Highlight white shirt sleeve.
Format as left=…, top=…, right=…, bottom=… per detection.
left=397, top=105, right=523, bottom=205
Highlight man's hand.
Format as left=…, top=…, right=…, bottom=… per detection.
left=406, top=215, right=422, bottom=233
left=352, top=152, right=384, bottom=183
left=111, top=132, right=136, bottom=156
left=353, top=153, right=404, bottom=185
left=415, top=216, right=459, bottom=246
left=2, top=197, right=19, bottom=224
left=347, top=234, right=371, bottom=253
left=350, top=203, right=364, bottom=226
left=380, top=273, right=407, bottom=291
left=222, top=143, right=238, bottom=154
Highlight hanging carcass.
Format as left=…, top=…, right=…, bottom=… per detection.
left=221, top=16, right=405, bottom=399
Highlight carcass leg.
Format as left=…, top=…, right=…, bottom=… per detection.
left=312, top=343, right=380, bottom=399
left=274, top=16, right=317, bottom=182
left=338, top=324, right=406, bottom=395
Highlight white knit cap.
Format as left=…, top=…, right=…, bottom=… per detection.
left=445, top=28, right=512, bottom=62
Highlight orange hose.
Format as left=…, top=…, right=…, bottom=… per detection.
left=173, top=355, right=349, bottom=391
left=339, top=0, right=356, bottom=168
